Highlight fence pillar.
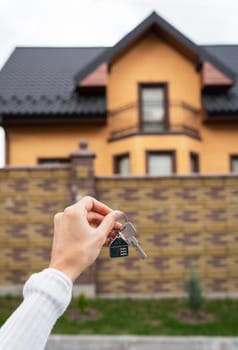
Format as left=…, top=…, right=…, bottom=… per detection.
left=70, top=140, right=96, bottom=202
left=70, top=140, right=97, bottom=296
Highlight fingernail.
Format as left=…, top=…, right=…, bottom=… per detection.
left=114, top=210, right=124, bottom=220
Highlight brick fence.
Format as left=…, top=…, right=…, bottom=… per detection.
left=0, top=141, right=238, bottom=297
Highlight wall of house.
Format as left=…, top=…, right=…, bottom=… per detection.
left=8, top=121, right=238, bottom=175
left=0, top=148, right=238, bottom=297
left=6, top=124, right=111, bottom=174
left=106, top=31, right=205, bottom=175
left=108, top=32, right=200, bottom=116
left=201, top=124, right=238, bottom=173
left=108, top=134, right=201, bottom=174
left=7, top=123, right=203, bottom=175
left=107, top=31, right=238, bottom=175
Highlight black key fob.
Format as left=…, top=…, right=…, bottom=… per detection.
left=110, top=236, right=128, bottom=258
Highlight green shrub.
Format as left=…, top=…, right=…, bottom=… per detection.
left=184, top=265, right=204, bottom=313
left=77, top=293, right=89, bottom=313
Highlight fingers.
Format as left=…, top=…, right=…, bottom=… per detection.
left=80, top=196, right=113, bottom=216
left=58, top=196, right=123, bottom=247
left=87, top=211, right=122, bottom=230
left=96, top=210, right=123, bottom=245
left=104, top=231, right=117, bottom=247
left=87, top=211, right=104, bottom=226
left=65, top=196, right=120, bottom=224
left=87, top=210, right=122, bottom=246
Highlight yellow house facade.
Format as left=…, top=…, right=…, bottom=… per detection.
left=1, top=12, right=238, bottom=175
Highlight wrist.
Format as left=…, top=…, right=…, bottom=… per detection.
left=49, top=260, right=83, bottom=283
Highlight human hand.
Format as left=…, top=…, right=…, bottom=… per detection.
left=49, top=196, right=122, bottom=282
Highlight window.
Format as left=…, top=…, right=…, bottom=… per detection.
left=140, top=84, right=168, bottom=132
left=0, top=127, right=5, bottom=167
left=230, top=155, right=238, bottom=173
left=38, top=158, right=69, bottom=165
left=147, top=151, right=175, bottom=175
left=114, top=153, right=130, bottom=175
left=190, top=152, right=199, bottom=173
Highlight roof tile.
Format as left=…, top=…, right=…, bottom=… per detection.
left=0, top=47, right=107, bottom=118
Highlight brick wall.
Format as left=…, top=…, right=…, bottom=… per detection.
left=0, top=144, right=238, bottom=297
left=96, top=176, right=238, bottom=297
left=0, top=166, right=71, bottom=285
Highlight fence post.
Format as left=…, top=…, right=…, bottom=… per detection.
left=69, top=140, right=97, bottom=296
left=70, top=140, right=96, bottom=202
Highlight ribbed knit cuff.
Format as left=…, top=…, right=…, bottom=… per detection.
left=23, top=268, right=73, bottom=316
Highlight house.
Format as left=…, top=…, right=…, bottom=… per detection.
left=0, top=11, right=238, bottom=175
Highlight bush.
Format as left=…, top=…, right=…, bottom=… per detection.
left=184, top=265, right=204, bottom=313
left=77, top=293, right=89, bottom=313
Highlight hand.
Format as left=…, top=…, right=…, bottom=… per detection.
left=49, top=196, right=122, bottom=282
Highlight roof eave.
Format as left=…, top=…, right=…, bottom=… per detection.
left=0, top=112, right=107, bottom=126
left=203, top=114, right=238, bottom=123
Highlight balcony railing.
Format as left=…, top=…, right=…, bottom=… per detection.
left=109, top=100, right=201, bottom=139
left=109, top=123, right=200, bottom=139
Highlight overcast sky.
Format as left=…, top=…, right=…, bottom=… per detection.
left=0, top=0, right=238, bottom=166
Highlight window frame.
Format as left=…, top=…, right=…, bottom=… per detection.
left=146, top=150, right=176, bottom=175
left=230, top=154, right=238, bottom=173
left=139, top=82, right=169, bottom=132
left=189, top=152, right=200, bottom=173
left=38, top=157, right=70, bottom=165
left=113, top=152, right=130, bottom=175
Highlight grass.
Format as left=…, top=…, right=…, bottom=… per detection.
left=1, top=296, right=238, bottom=335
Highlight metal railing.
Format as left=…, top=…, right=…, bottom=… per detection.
left=109, top=100, right=201, bottom=139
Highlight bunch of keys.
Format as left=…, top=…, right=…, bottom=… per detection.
left=110, top=214, right=147, bottom=259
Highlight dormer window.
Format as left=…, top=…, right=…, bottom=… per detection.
left=140, top=83, right=168, bottom=132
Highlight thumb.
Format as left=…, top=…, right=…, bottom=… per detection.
left=96, top=210, right=123, bottom=242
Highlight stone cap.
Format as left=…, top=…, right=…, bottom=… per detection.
left=70, top=140, right=96, bottom=158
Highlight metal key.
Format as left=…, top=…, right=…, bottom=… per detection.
left=119, top=221, right=147, bottom=259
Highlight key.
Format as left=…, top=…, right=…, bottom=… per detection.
left=110, top=235, right=128, bottom=258
left=119, top=222, right=147, bottom=259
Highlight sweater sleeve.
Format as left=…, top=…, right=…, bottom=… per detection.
left=0, top=268, right=73, bottom=350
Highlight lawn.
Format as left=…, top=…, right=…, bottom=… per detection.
left=1, top=295, right=237, bottom=336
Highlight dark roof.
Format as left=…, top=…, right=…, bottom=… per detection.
left=0, top=12, right=238, bottom=120
left=0, top=47, right=107, bottom=119
left=75, top=12, right=236, bottom=84
left=202, top=45, right=238, bottom=115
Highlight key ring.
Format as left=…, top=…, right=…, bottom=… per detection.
left=110, top=212, right=128, bottom=240
left=116, top=212, right=128, bottom=233
left=121, top=213, right=128, bottom=223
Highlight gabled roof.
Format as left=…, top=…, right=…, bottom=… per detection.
left=75, top=11, right=236, bottom=86
left=0, top=13, right=238, bottom=120
left=0, top=47, right=107, bottom=120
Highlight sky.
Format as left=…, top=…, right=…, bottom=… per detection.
left=0, top=0, right=238, bottom=166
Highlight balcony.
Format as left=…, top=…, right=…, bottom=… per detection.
left=108, top=101, right=201, bottom=140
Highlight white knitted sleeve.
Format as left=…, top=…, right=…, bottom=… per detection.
left=0, top=268, right=72, bottom=350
